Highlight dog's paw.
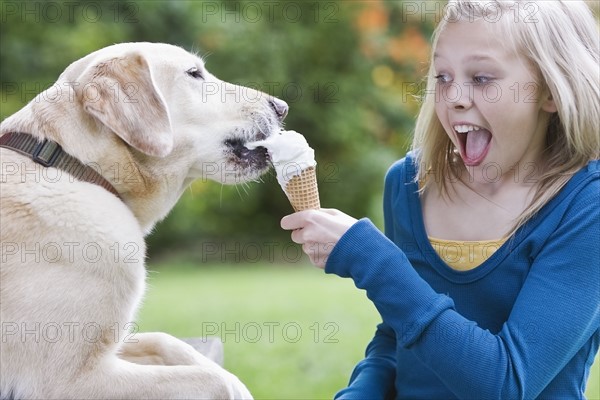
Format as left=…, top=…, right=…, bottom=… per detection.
left=223, top=372, right=253, bottom=400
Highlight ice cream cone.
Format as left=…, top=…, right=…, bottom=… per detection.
left=284, top=166, right=320, bottom=212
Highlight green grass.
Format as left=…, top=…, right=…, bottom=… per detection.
left=138, top=262, right=380, bottom=399
left=137, top=262, right=600, bottom=399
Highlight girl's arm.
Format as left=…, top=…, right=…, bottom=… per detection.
left=324, top=178, right=599, bottom=399
left=334, top=322, right=397, bottom=400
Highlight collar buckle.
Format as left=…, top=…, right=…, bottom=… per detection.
left=32, top=139, right=62, bottom=167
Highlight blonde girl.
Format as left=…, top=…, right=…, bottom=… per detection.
left=282, top=1, right=600, bottom=398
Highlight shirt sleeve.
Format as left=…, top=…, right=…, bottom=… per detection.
left=334, top=322, right=397, bottom=400
left=325, top=180, right=600, bottom=399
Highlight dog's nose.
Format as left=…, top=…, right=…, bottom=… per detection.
left=269, top=98, right=289, bottom=120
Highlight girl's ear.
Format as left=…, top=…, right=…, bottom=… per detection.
left=541, top=93, right=558, bottom=113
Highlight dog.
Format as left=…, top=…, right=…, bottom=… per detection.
left=0, top=42, right=287, bottom=399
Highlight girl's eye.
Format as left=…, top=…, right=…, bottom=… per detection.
left=186, top=67, right=203, bottom=79
left=434, top=74, right=452, bottom=84
left=473, top=75, right=493, bottom=85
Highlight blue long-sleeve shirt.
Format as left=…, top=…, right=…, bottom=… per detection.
left=326, top=155, right=600, bottom=399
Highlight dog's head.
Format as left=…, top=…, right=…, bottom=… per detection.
left=60, top=42, right=286, bottom=186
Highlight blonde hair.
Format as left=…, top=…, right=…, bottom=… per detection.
left=412, top=0, right=600, bottom=236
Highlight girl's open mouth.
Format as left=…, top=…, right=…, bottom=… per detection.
left=454, top=124, right=492, bottom=167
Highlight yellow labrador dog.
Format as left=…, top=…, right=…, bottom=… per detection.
left=0, top=42, right=287, bottom=399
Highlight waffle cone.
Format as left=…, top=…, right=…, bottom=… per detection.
left=284, top=166, right=320, bottom=212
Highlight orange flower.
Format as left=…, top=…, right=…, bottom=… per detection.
left=387, top=27, right=430, bottom=65
left=355, top=2, right=389, bottom=33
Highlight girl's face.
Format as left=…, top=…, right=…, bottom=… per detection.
left=433, top=19, right=556, bottom=186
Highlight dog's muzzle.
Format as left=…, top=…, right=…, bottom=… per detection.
left=225, top=138, right=270, bottom=171
left=221, top=96, right=287, bottom=181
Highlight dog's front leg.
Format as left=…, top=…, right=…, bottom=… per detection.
left=65, top=356, right=254, bottom=400
left=106, top=333, right=253, bottom=399
left=118, top=332, right=216, bottom=367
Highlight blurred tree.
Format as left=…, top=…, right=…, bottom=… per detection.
left=0, top=0, right=436, bottom=261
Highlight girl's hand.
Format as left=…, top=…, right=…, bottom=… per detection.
left=280, top=208, right=358, bottom=268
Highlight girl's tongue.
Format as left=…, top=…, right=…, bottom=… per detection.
left=463, top=129, right=492, bottom=166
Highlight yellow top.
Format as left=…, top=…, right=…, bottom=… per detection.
left=429, top=237, right=507, bottom=271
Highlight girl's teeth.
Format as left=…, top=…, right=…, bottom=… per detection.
left=454, top=124, right=481, bottom=133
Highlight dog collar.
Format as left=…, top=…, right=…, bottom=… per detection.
left=0, top=132, right=121, bottom=199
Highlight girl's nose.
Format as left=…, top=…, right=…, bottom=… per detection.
left=444, top=82, right=473, bottom=110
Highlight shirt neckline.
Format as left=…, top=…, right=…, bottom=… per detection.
left=403, top=155, right=596, bottom=284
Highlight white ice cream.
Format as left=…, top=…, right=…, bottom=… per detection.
left=246, top=130, right=316, bottom=188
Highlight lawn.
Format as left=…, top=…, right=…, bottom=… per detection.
left=137, top=262, right=600, bottom=399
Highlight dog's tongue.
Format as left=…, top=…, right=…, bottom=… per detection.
left=466, top=129, right=492, bottom=161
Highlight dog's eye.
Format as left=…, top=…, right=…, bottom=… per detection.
left=186, top=67, right=203, bottom=79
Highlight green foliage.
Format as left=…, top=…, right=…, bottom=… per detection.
left=0, top=0, right=430, bottom=257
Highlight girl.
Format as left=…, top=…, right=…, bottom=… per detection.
left=282, top=1, right=600, bottom=398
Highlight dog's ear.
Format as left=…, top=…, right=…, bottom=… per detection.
left=78, top=51, right=173, bottom=158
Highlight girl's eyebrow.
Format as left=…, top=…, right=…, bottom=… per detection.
left=433, top=53, right=499, bottom=63
left=464, top=54, right=497, bottom=63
